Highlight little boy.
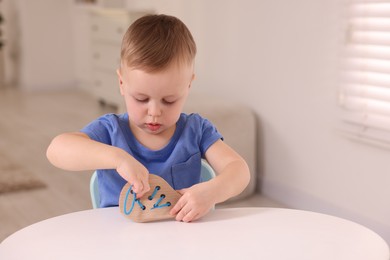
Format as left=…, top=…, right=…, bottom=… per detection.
left=47, top=14, right=250, bottom=222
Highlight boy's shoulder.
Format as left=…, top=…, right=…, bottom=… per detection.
left=180, top=113, right=216, bottom=131
left=181, top=112, right=208, bottom=119
left=180, top=112, right=208, bottom=124
left=94, top=113, right=128, bottom=123
left=83, top=113, right=129, bottom=132
left=81, top=113, right=129, bottom=143
left=97, top=113, right=125, bottom=118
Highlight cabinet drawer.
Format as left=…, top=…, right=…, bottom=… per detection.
left=91, top=43, right=121, bottom=71
left=92, top=71, right=122, bottom=104
left=90, top=10, right=145, bottom=44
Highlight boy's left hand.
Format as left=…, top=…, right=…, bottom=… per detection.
left=170, top=182, right=215, bottom=222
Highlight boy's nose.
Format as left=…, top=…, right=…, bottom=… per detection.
left=148, top=101, right=162, bottom=118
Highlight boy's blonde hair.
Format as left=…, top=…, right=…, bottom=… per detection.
left=120, top=14, right=197, bottom=72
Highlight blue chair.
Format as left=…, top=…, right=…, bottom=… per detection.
left=90, top=159, right=216, bottom=209
left=89, top=171, right=101, bottom=209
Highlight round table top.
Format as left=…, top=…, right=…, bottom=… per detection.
left=1, top=207, right=388, bottom=260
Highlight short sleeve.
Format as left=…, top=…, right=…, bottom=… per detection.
left=198, top=116, right=223, bottom=156
left=80, top=114, right=117, bottom=145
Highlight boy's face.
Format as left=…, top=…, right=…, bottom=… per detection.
left=117, top=63, right=194, bottom=137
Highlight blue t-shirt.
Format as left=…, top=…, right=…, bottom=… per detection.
left=81, top=113, right=223, bottom=207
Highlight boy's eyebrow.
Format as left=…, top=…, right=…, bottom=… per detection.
left=164, top=94, right=177, bottom=99
left=132, top=93, right=178, bottom=99
left=133, top=93, right=148, bottom=97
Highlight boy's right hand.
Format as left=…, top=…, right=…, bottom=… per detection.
left=46, top=132, right=151, bottom=198
left=116, top=155, right=150, bottom=198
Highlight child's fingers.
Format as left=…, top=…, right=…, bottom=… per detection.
left=170, top=189, right=186, bottom=216
left=171, top=189, right=200, bottom=222
left=130, top=174, right=150, bottom=198
left=174, top=205, right=200, bottom=222
left=131, top=180, right=143, bottom=194
left=136, top=177, right=150, bottom=198
left=141, top=176, right=150, bottom=193
left=182, top=211, right=199, bottom=223
left=175, top=207, right=190, bottom=222
left=171, top=186, right=212, bottom=222
left=169, top=200, right=181, bottom=216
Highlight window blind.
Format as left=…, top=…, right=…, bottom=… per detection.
left=339, top=0, right=390, bottom=145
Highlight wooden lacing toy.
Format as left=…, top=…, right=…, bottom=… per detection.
left=119, top=174, right=181, bottom=223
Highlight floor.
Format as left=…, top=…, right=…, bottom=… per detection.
left=0, top=87, right=284, bottom=242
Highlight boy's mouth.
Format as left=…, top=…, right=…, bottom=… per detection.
left=146, top=123, right=161, bottom=132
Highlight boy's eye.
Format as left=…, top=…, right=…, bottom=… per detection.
left=134, top=97, right=148, bottom=103
left=162, top=99, right=175, bottom=105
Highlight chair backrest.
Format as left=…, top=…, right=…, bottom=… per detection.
left=90, top=171, right=101, bottom=209
left=90, top=159, right=216, bottom=209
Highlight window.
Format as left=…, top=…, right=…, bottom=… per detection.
left=339, top=0, right=390, bottom=146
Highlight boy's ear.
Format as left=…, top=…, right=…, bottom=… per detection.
left=117, top=69, right=125, bottom=96
left=189, top=73, right=195, bottom=88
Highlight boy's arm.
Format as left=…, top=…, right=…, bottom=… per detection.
left=170, top=139, right=250, bottom=222
left=203, top=140, right=251, bottom=203
left=46, top=132, right=150, bottom=196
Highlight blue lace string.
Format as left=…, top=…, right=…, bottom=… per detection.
left=148, top=186, right=160, bottom=200
left=123, top=185, right=136, bottom=215
left=154, top=194, right=165, bottom=206
left=123, top=185, right=171, bottom=215
left=151, top=194, right=171, bottom=209
left=137, top=199, right=146, bottom=210
left=152, top=202, right=171, bottom=209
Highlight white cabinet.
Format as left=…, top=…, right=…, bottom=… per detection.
left=89, top=9, right=146, bottom=107
left=17, top=0, right=74, bottom=90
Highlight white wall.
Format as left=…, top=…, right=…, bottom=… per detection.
left=16, top=0, right=75, bottom=90
left=149, top=0, right=390, bottom=243
left=8, top=0, right=389, bottom=243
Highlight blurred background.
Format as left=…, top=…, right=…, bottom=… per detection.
left=0, top=0, right=389, bottom=244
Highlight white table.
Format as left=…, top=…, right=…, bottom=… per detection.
left=0, top=207, right=388, bottom=260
